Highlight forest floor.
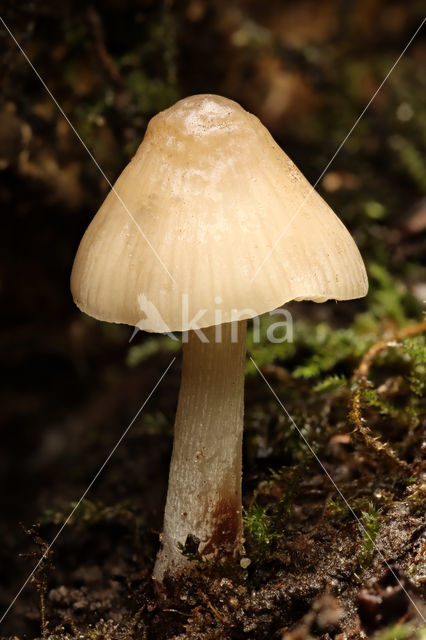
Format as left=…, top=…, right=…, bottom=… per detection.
left=1, top=310, right=425, bottom=639
left=1, top=1, right=425, bottom=638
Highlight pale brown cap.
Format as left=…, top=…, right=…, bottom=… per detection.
left=71, top=94, right=368, bottom=332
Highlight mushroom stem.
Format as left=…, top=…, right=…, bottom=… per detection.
left=154, top=320, right=247, bottom=581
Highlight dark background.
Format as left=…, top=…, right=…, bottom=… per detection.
left=0, top=1, right=425, bottom=637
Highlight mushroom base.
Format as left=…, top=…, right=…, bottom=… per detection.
left=153, top=321, right=247, bottom=581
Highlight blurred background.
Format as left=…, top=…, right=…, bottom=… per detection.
left=0, top=0, right=425, bottom=637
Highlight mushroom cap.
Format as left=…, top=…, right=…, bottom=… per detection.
left=71, top=94, right=368, bottom=332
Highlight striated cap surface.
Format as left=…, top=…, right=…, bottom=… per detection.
left=71, top=94, right=368, bottom=332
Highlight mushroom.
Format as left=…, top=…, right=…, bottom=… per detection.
left=71, top=94, right=368, bottom=581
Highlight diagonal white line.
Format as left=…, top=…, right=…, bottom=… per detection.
left=250, top=356, right=425, bottom=623
left=0, top=15, right=176, bottom=285
left=0, top=357, right=176, bottom=626
left=250, top=17, right=426, bottom=283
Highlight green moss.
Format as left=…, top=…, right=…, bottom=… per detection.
left=314, top=373, right=348, bottom=393
left=390, top=135, right=426, bottom=193
left=367, top=262, right=422, bottom=325
left=124, top=69, right=179, bottom=115
left=328, top=498, right=350, bottom=516
left=373, top=623, right=426, bottom=640
left=404, top=336, right=426, bottom=397
left=40, top=499, right=134, bottom=527
left=243, top=504, right=280, bottom=549
left=359, top=502, right=381, bottom=567
left=127, top=335, right=181, bottom=367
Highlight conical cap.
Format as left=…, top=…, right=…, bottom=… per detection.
left=71, top=94, right=368, bottom=332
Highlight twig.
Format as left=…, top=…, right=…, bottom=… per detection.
left=349, top=320, right=426, bottom=469
left=197, top=589, right=226, bottom=623
left=19, top=523, right=53, bottom=638
left=353, top=320, right=426, bottom=379
left=86, top=6, right=123, bottom=88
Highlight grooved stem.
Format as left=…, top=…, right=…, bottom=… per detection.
left=154, top=321, right=247, bottom=581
